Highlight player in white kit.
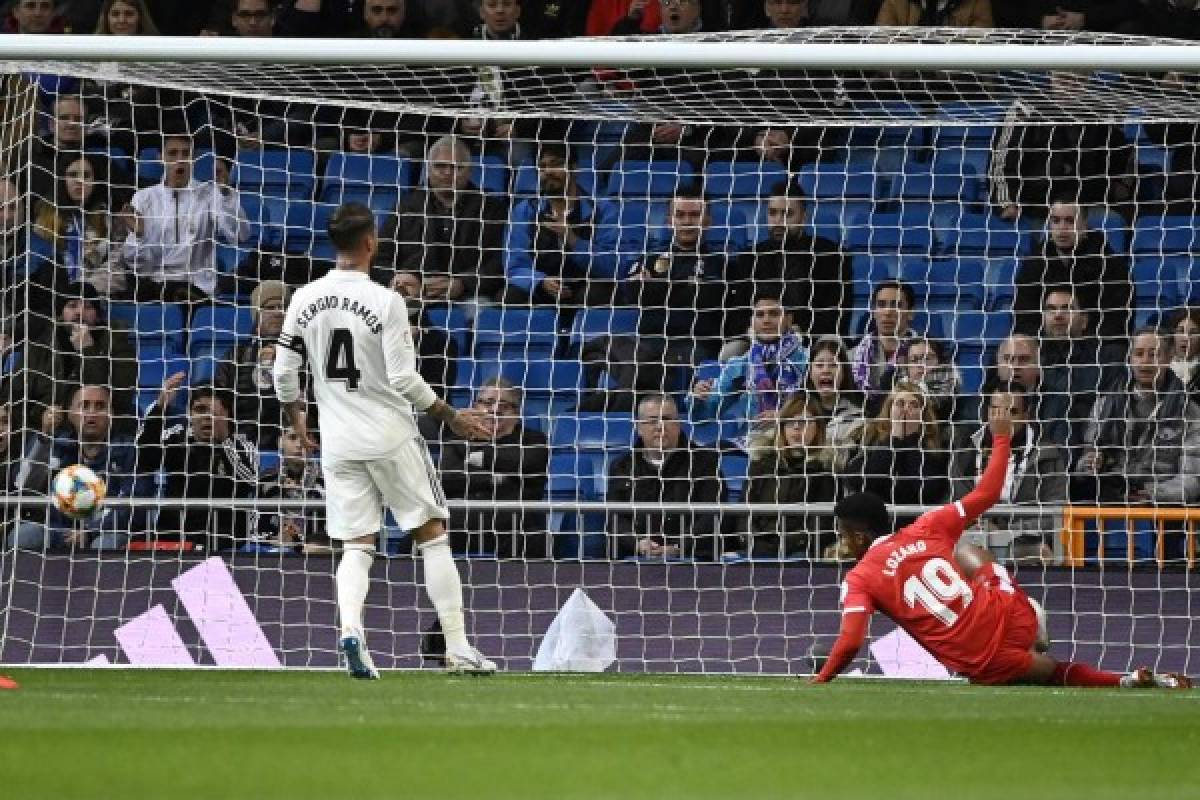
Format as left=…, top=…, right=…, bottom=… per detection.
left=273, top=202, right=496, bottom=679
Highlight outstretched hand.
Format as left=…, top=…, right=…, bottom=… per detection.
left=988, top=403, right=1014, bottom=439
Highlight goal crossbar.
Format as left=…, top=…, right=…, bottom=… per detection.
left=1, top=32, right=1200, bottom=71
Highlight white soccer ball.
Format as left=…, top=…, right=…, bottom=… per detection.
left=52, top=465, right=107, bottom=520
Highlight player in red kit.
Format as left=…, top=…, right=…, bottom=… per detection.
left=812, top=405, right=1191, bottom=689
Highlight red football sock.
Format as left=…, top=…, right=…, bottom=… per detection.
left=1050, top=661, right=1122, bottom=688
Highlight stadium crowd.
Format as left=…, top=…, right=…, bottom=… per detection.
left=1, top=0, right=1199, bottom=564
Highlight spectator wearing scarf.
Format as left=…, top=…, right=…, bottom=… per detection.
left=850, top=280, right=919, bottom=413
left=689, top=294, right=808, bottom=450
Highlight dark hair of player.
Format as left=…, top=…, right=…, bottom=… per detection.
left=834, top=492, right=891, bottom=540
left=327, top=201, right=376, bottom=252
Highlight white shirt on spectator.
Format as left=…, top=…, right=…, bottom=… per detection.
left=123, top=180, right=249, bottom=295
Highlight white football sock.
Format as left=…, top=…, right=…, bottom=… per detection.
left=336, top=546, right=374, bottom=639
left=418, top=534, right=470, bottom=653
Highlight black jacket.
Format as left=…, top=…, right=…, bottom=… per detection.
left=439, top=423, right=549, bottom=505
left=745, top=452, right=838, bottom=558
left=607, top=438, right=724, bottom=559
left=375, top=188, right=507, bottom=301
left=990, top=105, right=1134, bottom=215
left=1013, top=233, right=1133, bottom=338
left=626, top=242, right=729, bottom=345
left=135, top=408, right=258, bottom=550
left=727, top=234, right=850, bottom=341
left=845, top=432, right=950, bottom=525
left=18, top=320, right=137, bottom=435
left=993, top=0, right=1140, bottom=31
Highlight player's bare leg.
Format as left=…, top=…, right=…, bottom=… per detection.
left=412, top=518, right=496, bottom=674
left=338, top=533, right=380, bottom=680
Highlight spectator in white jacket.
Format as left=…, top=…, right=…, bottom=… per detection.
left=120, top=133, right=249, bottom=302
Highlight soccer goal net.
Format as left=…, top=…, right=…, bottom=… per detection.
left=0, top=28, right=1197, bottom=676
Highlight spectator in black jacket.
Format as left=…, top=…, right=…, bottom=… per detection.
left=1013, top=200, right=1133, bottom=338
left=438, top=378, right=550, bottom=557
left=608, top=393, right=725, bottom=560
left=744, top=392, right=839, bottom=559
left=1037, top=286, right=1127, bottom=445
left=724, top=187, right=850, bottom=357
left=843, top=380, right=951, bottom=527
left=375, top=135, right=507, bottom=304
left=135, top=375, right=258, bottom=551
left=17, top=285, right=137, bottom=437
left=990, top=74, right=1135, bottom=220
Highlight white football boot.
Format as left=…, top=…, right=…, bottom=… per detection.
left=444, top=646, right=497, bottom=675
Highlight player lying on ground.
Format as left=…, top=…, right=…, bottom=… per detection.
left=274, top=201, right=496, bottom=679
left=811, top=405, right=1191, bottom=689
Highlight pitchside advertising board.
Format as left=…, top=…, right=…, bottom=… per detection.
left=0, top=557, right=1193, bottom=675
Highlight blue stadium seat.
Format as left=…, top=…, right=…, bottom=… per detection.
left=471, top=154, right=509, bottom=194
left=720, top=452, right=749, bottom=502
left=844, top=212, right=934, bottom=254
left=552, top=412, right=635, bottom=452
left=1131, top=216, right=1200, bottom=254
left=283, top=201, right=339, bottom=260
left=889, top=168, right=978, bottom=203
left=238, top=193, right=283, bottom=250
left=137, top=355, right=190, bottom=388
left=568, top=307, right=641, bottom=351
left=258, top=450, right=281, bottom=475
left=423, top=305, right=471, bottom=356
left=188, top=343, right=232, bottom=385
left=474, top=307, right=559, bottom=360
left=234, top=148, right=317, bottom=199
left=706, top=200, right=752, bottom=252
left=941, top=212, right=1031, bottom=257
left=190, top=305, right=254, bottom=351
left=136, top=146, right=163, bottom=185
left=703, top=160, right=789, bottom=199
left=898, top=258, right=987, bottom=309
left=796, top=160, right=878, bottom=200
left=943, top=308, right=1013, bottom=346
left=109, top=302, right=186, bottom=355
left=606, top=160, right=698, bottom=198
left=1088, top=207, right=1130, bottom=255
left=320, top=152, right=410, bottom=210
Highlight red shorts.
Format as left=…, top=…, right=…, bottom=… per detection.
left=965, top=567, right=1039, bottom=686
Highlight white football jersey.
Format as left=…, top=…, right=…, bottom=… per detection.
left=273, top=269, right=437, bottom=461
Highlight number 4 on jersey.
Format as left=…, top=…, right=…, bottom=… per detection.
left=326, top=328, right=361, bottom=391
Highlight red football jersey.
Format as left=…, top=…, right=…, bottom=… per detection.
left=840, top=501, right=1010, bottom=678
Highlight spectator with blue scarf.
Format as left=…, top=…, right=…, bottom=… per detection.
left=7, top=384, right=139, bottom=550
left=689, top=293, right=808, bottom=450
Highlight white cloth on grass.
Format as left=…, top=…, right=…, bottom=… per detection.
left=533, top=588, right=616, bottom=672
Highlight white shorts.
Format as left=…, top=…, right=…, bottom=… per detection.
left=321, top=438, right=449, bottom=540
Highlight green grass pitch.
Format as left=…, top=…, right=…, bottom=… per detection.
left=1, top=669, right=1197, bottom=800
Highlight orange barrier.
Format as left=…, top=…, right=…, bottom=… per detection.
left=1060, top=507, right=1199, bottom=568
